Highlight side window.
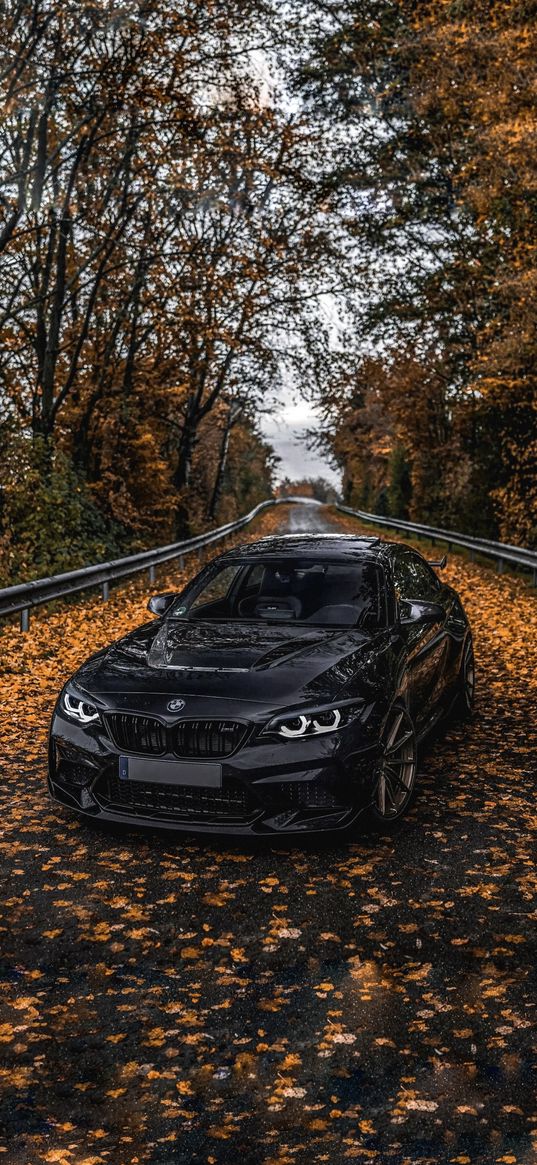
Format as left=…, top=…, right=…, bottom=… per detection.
left=392, top=552, right=412, bottom=600
left=393, top=550, right=440, bottom=601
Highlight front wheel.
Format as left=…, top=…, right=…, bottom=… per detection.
left=365, top=704, right=418, bottom=831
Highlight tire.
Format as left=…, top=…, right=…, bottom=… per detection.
left=365, top=703, right=418, bottom=832
left=453, top=635, right=475, bottom=720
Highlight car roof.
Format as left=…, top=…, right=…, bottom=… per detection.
left=218, top=532, right=387, bottom=562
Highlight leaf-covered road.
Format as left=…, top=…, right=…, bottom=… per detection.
left=1, top=505, right=536, bottom=1164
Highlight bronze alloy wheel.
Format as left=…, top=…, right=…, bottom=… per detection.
left=461, top=638, right=475, bottom=713
left=453, top=636, right=476, bottom=721
left=371, top=705, right=417, bottom=824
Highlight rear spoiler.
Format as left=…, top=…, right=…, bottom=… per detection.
left=428, top=555, right=447, bottom=569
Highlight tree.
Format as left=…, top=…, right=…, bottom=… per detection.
left=294, top=0, right=537, bottom=544
left=0, top=1, right=352, bottom=577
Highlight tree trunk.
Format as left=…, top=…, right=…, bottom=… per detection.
left=173, top=411, right=198, bottom=535
left=207, top=403, right=238, bottom=521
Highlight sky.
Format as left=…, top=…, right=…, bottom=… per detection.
left=261, top=399, right=341, bottom=488
left=247, top=48, right=343, bottom=493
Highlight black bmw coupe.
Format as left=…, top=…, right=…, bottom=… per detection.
left=48, top=533, right=474, bottom=836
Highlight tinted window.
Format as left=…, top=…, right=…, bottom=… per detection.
left=171, top=557, right=387, bottom=629
left=393, top=550, right=440, bottom=601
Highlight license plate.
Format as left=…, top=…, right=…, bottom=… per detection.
left=119, top=756, right=222, bottom=788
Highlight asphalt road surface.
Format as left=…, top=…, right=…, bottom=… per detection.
left=285, top=499, right=329, bottom=533
left=1, top=503, right=535, bottom=1165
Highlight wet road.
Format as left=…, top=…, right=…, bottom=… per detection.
left=285, top=499, right=328, bottom=533
left=1, top=504, right=536, bottom=1164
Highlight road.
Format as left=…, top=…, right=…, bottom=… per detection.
left=285, top=499, right=329, bottom=533
left=0, top=504, right=536, bottom=1164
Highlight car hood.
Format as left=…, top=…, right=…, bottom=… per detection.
left=74, top=617, right=387, bottom=712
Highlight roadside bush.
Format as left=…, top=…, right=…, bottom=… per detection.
left=0, top=434, right=124, bottom=585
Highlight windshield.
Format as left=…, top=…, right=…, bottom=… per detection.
left=169, top=557, right=386, bottom=630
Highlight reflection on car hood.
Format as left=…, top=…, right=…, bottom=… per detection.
left=76, top=617, right=386, bottom=707
left=148, top=620, right=336, bottom=672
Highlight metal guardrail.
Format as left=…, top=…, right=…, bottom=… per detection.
left=1, top=495, right=534, bottom=632
left=336, top=504, right=537, bottom=584
left=0, top=496, right=313, bottom=632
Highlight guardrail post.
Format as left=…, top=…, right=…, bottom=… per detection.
left=20, top=608, right=29, bottom=632
left=179, top=555, right=184, bottom=570
left=498, top=558, right=504, bottom=575
left=148, top=565, right=156, bottom=584
left=102, top=581, right=109, bottom=601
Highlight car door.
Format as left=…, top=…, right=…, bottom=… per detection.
left=392, top=549, right=449, bottom=724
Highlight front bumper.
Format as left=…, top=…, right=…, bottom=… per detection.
left=48, top=707, right=382, bottom=837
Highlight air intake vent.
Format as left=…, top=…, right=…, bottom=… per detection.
left=261, top=781, right=344, bottom=810
left=96, top=772, right=253, bottom=821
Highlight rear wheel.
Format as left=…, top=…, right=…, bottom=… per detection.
left=453, top=636, right=475, bottom=720
left=366, top=704, right=417, bottom=831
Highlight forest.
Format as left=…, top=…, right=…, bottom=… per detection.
left=0, top=0, right=535, bottom=585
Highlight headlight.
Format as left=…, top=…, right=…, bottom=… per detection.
left=263, top=702, right=363, bottom=740
left=62, top=687, right=100, bottom=724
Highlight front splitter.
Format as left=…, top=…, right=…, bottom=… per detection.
left=49, top=778, right=367, bottom=837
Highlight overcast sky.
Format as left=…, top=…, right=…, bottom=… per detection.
left=261, top=399, right=341, bottom=488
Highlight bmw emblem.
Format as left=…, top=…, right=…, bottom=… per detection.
left=167, top=698, right=185, bottom=713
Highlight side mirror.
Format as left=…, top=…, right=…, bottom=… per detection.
left=147, top=592, right=176, bottom=617
left=399, top=599, right=444, bottom=627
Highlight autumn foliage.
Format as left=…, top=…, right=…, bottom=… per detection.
left=0, top=2, right=343, bottom=583
left=299, top=0, right=537, bottom=545
left=0, top=0, right=535, bottom=577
